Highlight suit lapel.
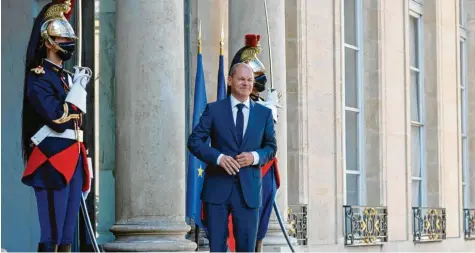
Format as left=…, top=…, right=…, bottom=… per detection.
left=241, top=100, right=256, bottom=148
left=224, top=97, right=239, bottom=144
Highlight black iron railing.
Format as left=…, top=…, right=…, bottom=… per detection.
left=288, top=205, right=308, bottom=245
left=343, top=205, right=388, bottom=246
left=412, top=207, right=446, bottom=242
left=463, top=208, right=475, bottom=240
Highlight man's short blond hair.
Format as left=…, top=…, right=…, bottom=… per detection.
left=228, top=62, right=254, bottom=77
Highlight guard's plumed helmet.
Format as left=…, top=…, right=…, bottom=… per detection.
left=229, top=34, right=267, bottom=93
left=41, top=3, right=76, bottom=38
left=40, top=0, right=77, bottom=53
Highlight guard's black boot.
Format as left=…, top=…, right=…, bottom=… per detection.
left=37, top=242, right=58, bottom=252
left=57, top=244, right=71, bottom=252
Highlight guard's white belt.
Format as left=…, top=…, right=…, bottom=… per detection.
left=31, top=125, right=83, bottom=145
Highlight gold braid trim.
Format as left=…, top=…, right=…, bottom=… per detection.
left=52, top=103, right=80, bottom=124
left=31, top=66, right=46, bottom=75
left=52, top=103, right=68, bottom=122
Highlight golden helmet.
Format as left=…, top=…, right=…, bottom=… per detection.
left=40, top=0, right=77, bottom=43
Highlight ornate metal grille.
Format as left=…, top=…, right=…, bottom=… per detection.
left=463, top=208, right=475, bottom=240
left=288, top=204, right=308, bottom=245
left=412, top=207, right=446, bottom=242
left=343, top=205, right=388, bottom=246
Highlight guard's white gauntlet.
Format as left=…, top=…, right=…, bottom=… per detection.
left=256, top=88, right=282, bottom=123
left=65, top=66, right=92, bottom=113
left=73, top=66, right=92, bottom=89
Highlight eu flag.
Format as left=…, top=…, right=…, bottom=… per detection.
left=186, top=52, right=208, bottom=230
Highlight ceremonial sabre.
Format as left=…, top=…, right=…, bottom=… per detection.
left=273, top=203, right=296, bottom=252
left=263, top=0, right=274, bottom=89
left=80, top=196, right=101, bottom=252
left=77, top=0, right=82, bottom=67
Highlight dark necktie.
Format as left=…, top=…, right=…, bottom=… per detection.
left=236, top=104, right=245, bottom=144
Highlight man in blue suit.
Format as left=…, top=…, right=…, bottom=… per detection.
left=188, top=62, right=277, bottom=252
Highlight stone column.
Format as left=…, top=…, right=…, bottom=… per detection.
left=229, top=0, right=293, bottom=250
left=103, top=1, right=196, bottom=251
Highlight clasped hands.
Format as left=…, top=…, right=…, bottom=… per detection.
left=219, top=152, right=254, bottom=175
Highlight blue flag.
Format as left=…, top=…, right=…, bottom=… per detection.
left=217, top=53, right=226, bottom=100
left=186, top=53, right=208, bottom=229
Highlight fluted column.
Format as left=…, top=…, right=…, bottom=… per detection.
left=229, top=0, right=294, bottom=250
left=103, top=0, right=196, bottom=251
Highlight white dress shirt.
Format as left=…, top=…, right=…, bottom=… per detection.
left=216, top=95, right=259, bottom=166
left=230, top=95, right=250, bottom=134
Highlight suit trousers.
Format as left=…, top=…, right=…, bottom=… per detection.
left=34, top=156, right=84, bottom=245
left=204, top=177, right=259, bottom=252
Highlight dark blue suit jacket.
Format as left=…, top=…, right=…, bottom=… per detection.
left=187, top=97, right=277, bottom=209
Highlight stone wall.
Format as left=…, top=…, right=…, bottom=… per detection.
left=1, top=1, right=43, bottom=251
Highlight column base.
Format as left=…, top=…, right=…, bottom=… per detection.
left=186, top=224, right=209, bottom=251
left=263, top=222, right=298, bottom=252
left=104, top=220, right=197, bottom=252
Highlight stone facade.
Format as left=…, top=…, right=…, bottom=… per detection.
left=2, top=0, right=475, bottom=251
left=285, top=0, right=475, bottom=251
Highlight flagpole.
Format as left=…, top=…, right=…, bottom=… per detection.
left=198, top=19, right=202, bottom=54
left=217, top=23, right=227, bottom=100
left=220, top=24, right=224, bottom=56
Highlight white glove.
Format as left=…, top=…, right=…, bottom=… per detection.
left=73, top=66, right=92, bottom=89
left=82, top=157, right=94, bottom=199
left=65, top=66, right=91, bottom=113
left=82, top=189, right=90, bottom=200
left=65, top=82, right=87, bottom=113
left=257, top=88, right=282, bottom=123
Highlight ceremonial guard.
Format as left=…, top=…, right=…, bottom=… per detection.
left=227, top=34, right=282, bottom=252
left=20, top=1, right=92, bottom=251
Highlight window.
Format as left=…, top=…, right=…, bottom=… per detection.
left=343, top=0, right=364, bottom=206
left=461, top=40, right=468, bottom=208
left=460, top=0, right=469, bottom=208
left=409, top=12, right=425, bottom=207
